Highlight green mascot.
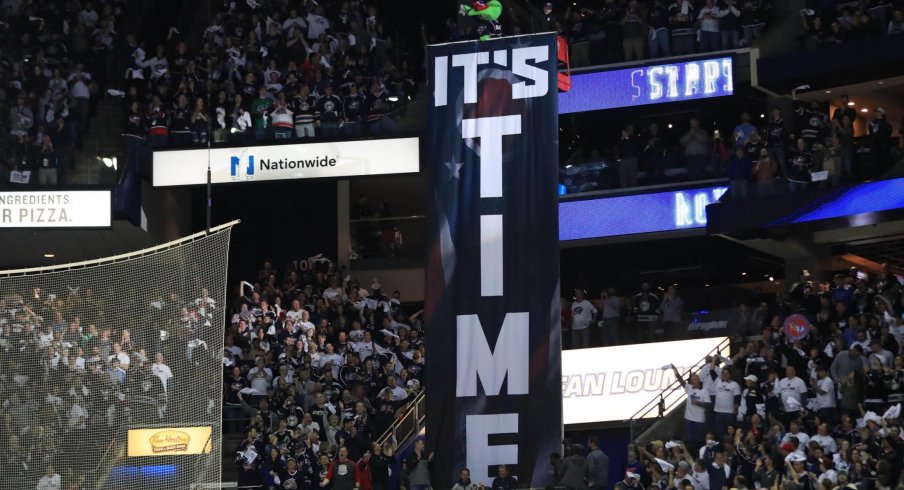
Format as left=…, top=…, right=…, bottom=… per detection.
left=459, top=0, right=503, bottom=41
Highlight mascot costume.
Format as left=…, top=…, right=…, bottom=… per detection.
left=459, top=0, right=503, bottom=40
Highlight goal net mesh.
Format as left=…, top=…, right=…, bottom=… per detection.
left=0, top=225, right=233, bottom=490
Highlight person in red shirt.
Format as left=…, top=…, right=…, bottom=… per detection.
left=322, top=447, right=360, bottom=490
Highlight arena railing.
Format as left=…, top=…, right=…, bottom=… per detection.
left=627, top=336, right=731, bottom=442
left=375, top=391, right=426, bottom=448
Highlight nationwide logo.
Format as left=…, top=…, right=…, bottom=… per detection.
left=229, top=153, right=338, bottom=180
left=230, top=154, right=255, bottom=179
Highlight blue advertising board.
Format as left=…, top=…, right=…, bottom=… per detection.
left=559, top=185, right=728, bottom=240
left=559, top=56, right=734, bottom=114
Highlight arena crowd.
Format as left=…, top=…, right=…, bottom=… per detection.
left=226, top=258, right=426, bottom=490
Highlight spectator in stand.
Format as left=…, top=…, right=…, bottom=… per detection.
left=343, top=82, right=367, bottom=137
left=720, top=0, right=742, bottom=49
left=190, top=98, right=209, bottom=145
left=733, top=112, right=756, bottom=146
left=697, top=0, right=723, bottom=52
left=587, top=437, right=610, bottom=490
left=170, top=94, right=192, bottom=147
left=67, top=63, right=92, bottom=143
left=491, top=465, right=518, bottom=490
left=680, top=118, right=710, bottom=180
left=833, top=113, right=855, bottom=182
left=890, top=9, right=904, bottom=34
left=648, top=1, right=673, bottom=58
left=251, top=87, right=273, bottom=142
left=292, top=85, right=318, bottom=139
left=728, top=145, right=753, bottom=200
left=452, top=468, right=481, bottom=490
left=557, top=445, right=592, bottom=490
left=869, top=107, right=893, bottom=167
left=599, top=288, right=623, bottom=347
left=366, top=79, right=397, bottom=135
left=36, top=135, right=58, bottom=186
left=672, top=364, right=709, bottom=451
left=317, top=84, right=344, bottom=138
left=621, top=2, right=648, bottom=62
left=616, top=124, right=641, bottom=188
left=404, top=440, right=434, bottom=490
left=669, top=0, right=698, bottom=55
left=147, top=96, right=170, bottom=148
left=270, top=97, right=295, bottom=140
left=753, top=148, right=778, bottom=191
left=766, top=106, right=790, bottom=178
left=788, top=137, right=814, bottom=191
left=712, top=369, right=742, bottom=436
left=660, top=285, right=684, bottom=341
left=571, top=288, right=598, bottom=349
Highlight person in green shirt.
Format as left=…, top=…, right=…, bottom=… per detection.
left=250, top=87, right=273, bottom=141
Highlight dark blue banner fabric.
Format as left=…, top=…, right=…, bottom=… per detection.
left=425, top=33, right=562, bottom=488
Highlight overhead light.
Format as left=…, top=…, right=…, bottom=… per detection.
left=101, top=157, right=118, bottom=170
left=768, top=276, right=774, bottom=282
left=741, top=272, right=747, bottom=276
left=667, top=123, right=673, bottom=129
left=824, top=90, right=831, bottom=94
left=565, top=164, right=573, bottom=169
left=387, top=96, right=399, bottom=102
left=705, top=283, right=711, bottom=287
left=860, top=108, right=869, bottom=113
left=43, top=253, right=55, bottom=258
left=847, top=101, right=856, bottom=106
left=760, top=113, right=765, bottom=118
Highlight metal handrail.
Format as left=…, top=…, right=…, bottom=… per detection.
left=628, top=337, right=731, bottom=424
left=376, top=391, right=426, bottom=447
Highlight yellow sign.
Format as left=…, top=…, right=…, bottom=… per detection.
left=127, top=427, right=213, bottom=457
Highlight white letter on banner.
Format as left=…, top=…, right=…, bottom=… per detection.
left=511, top=46, right=549, bottom=99
left=456, top=313, right=529, bottom=396
left=434, top=55, right=449, bottom=107
left=461, top=115, right=522, bottom=198
left=452, top=52, right=490, bottom=105
left=466, top=413, right=519, bottom=485
left=480, top=214, right=504, bottom=297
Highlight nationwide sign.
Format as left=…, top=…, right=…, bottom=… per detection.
left=152, top=137, right=420, bottom=186
left=561, top=337, right=729, bottom=424
left=127, top=427, right=212, bottom=457
left=0, top=190, right=111, bottom=228
left=425, top=34, right=561, bottom=487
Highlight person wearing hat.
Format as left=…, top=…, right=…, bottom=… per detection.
left=739, top=374, right=764, bottom=422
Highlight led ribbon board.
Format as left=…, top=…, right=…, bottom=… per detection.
left=559, top=56, right=734, bottom=114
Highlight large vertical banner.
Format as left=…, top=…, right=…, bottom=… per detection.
left=425, top=34, right=562, bottom=488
